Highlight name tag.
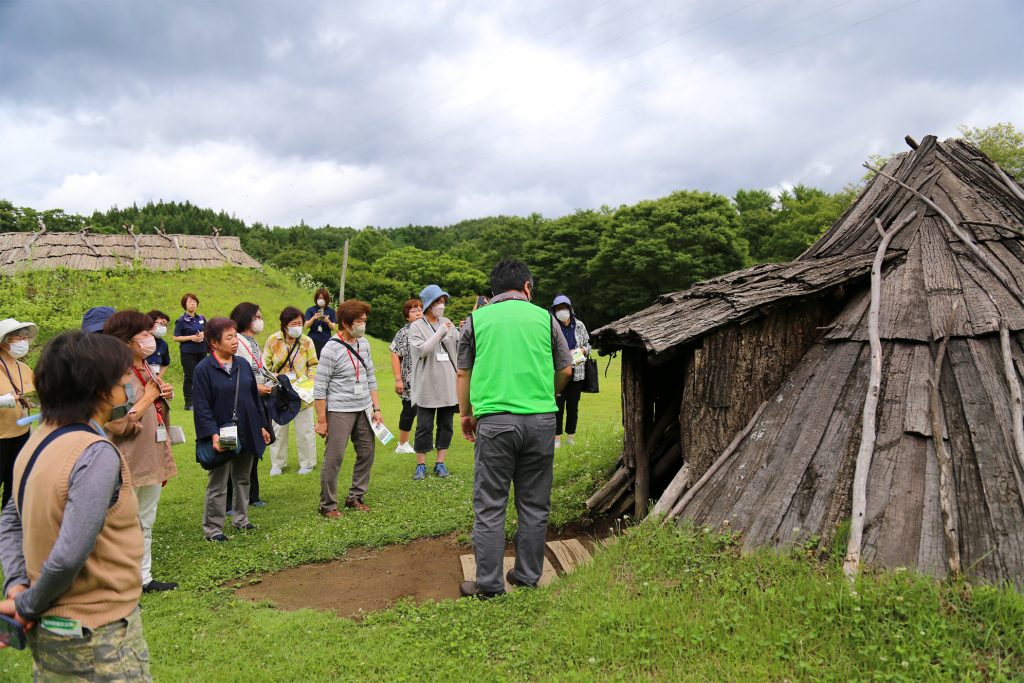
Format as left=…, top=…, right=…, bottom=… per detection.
left=353, top=384, right=367, bottom=396
left=41, top=616, right=83, bottom=638
left=285, top=372, right=298, bottom=382
left=156, top=426, right=167, bottom=442
left=436, top=351, right=450, bottom=362
left=148, top=364, right=162, bottom=377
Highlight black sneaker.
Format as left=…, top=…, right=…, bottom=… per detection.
left=143, top=580, right=179, bottom=593
left=206, top=533, right=229, bottom=542
left=184, top=404, right=193, bottom=412
left=459, top=580, right=505, bottom=600
left=505, top=569, right=536, bottom=588
left=234, top=522, right=257, bottom=530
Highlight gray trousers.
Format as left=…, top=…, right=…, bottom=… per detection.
left=320, top=411, right=375, bottom=513
left=472, top=412, right=556, bottom=593
left=203, top=453, right=254, bottom=538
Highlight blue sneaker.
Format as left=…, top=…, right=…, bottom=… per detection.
left=413, top=464, right=427, bottom=481
left=433, top=462, right=450, bottom=478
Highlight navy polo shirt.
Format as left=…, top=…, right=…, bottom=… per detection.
left=174, top=313, right=207, bottom=354
left=304, top=306, right=336, bottom=348
left=146, top=338, right=172, bottom=368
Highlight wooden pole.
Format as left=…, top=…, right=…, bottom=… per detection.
left=928, top=306, right=961, bottom=577
left=339, top=239, right=350, bottom=301
left=999, top=320, right=1024, bottom=476
left=843, top=212, right=916, bottom=581
left=663, top=401, right=767, bottom=525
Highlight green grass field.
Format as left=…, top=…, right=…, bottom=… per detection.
left=1, top=267, right=1022, bottom=681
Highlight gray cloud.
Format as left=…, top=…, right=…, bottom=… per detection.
left=1, top=0, right=1021, bottom=228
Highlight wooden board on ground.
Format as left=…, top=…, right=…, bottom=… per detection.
left=546, top=539, right=593, bottom=573
left=459, top=555, right=556, bottom=590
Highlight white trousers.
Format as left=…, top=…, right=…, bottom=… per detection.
left=134, top=484, right=162, bottom=585
left=270, top=405, right=316, bottom=470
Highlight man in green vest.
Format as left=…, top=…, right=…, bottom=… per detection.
left=456, top=260, right=573, bottom=599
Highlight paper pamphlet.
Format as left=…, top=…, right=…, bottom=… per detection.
left=365, top=408, right=394, bottom=445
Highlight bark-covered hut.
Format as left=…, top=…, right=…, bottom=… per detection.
left=590, top=135, right=1024, bottom=583
left=0, top=228, right=261, bottom=275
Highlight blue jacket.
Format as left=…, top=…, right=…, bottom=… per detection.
left=192, top=355, right=269, bottom=459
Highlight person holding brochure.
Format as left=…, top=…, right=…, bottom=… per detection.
left=0, top=318, right=37, bottom=511
left=263, top=306, right=319, bottom=475
left=407, top=284, right=459, bottom=481
left=313, top=299, right=381, bottom=517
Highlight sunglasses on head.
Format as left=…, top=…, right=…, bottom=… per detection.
left=0, top=614, right=26, bottom=650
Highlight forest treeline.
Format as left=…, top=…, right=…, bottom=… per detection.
left=4, top=124, right=1020, bottom=336
left=0, top=185, right=854, bottom=336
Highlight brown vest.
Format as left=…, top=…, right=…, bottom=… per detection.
left=13, top=422, right=143, bottom=629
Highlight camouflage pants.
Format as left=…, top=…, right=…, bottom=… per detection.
left=27, top=607, right=151, bottom=682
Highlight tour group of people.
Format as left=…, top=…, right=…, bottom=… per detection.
left=0, top=259, right=590, bottom=679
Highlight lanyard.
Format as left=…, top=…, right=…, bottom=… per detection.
left=338, top=333, right=362, bottom=381
left=0, top=356, right=23, bottom=395
left=130, top=366, right=165, bottom=426
left=284, top=338, right=301, bottom=372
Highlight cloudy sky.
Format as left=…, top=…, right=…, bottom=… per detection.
left=1, top=0, right=1021, bottom=229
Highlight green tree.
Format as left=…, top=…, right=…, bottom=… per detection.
left=758, top=185, right=854, bottom=263
left=959, top=122, right=1024, bottom=181
left=734, top=189, right=775, bottom=263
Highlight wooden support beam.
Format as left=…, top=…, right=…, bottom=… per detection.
left=999, top=320, right=1024, bottom=481
left=843, top=212, right=917, bottom=581
left=928, top=312, right=961, bottom=577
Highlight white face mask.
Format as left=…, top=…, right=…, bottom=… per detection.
left=153, top=325, right=167, bottom=338
left=316, top=298, right=326, bottom=308
left=555, top=309, right=571, bottom=323
left=351, top=323, right=366, bottom=338
left=7, top=340, right=29, bottom=359
left=287, top=325, right=303, bottom=339
left=252, top=318, right=265, bottom=334
left=431, top=302, right=445, bottom=317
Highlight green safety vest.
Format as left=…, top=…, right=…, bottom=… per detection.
left=470, top=299, right=557, bottom=417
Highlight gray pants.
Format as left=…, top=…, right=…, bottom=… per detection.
left=203, top=453, right=254, bottom=538
left=320, top=411, right=375, bottom=513
left=472, top=412, right=556, bottom=593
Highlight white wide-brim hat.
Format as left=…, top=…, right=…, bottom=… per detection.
left=0, top=318, right=39, bottom=343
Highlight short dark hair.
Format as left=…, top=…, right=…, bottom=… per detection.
left=146, top=309, right=170, bottom=324
left=35, top=332, right=133, bottom=425
left=205, top=317, right=236, bottom=347
left=102, top=309, right=153, bottom=344
left=314, top=287, right=331, bottom=305
left=490, top=259, right=533, bottom=295
left=337, top=299, right=371, bottom=327
left=180, top=293, right=199, bottom=309
left=279, top=306, right=304, bottom=335
left=230, top=302, right=261, bottom=334
left=402, top=299, right=422, bottom=319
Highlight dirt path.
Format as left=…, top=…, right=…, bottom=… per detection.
left=234, top=523, right=615, bottom=618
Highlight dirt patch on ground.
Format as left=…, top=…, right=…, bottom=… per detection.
left=234, top=521, right=618, bottom=619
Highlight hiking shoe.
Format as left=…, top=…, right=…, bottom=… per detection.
left=413, top=463, right=427, bottom=480
left=234, top=522, right=257, bottom=531
left=225, top=509, right=234, bottom=517
left=345, top=498, right=370, bottom=512
left=565, top=434, right=576, bottom=446
left=459, top=581, right=505, bottom=600
left=143, top=580, right=179, bottom=593
left=269, top=466, right=283, bottom=476
left=297, top=466, right=315, bottom=475
left=251, top=500, right=268, bottom=508
left=206, top=533, right=229, bottom=542
left=320, top=509, right=342, bottom=519
left=433, top=462, right=450, bottom=478
left=506, top=569, right=536, bottom=589
left=184, top=404, right=193, bottom=412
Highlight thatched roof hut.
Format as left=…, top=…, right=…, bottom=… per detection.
left=0, top=230, right=261, bottom=275
left=591, top=136, right=1024, bottom=584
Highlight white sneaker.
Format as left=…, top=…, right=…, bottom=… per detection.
left=297, top=466, right=314, bottom=475
left=394, top=442, right=415, bottom=454
left=566, top=435, right=576, bottom=446
left=554, top=437, right=561, bottom=449
left=269, top=466, right=284, bottom=476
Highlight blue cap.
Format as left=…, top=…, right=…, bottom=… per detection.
left=419, top=284, right=450, bottom=312
left=550, top=294, right=573, bottom=312
left=81, top=306, right=116, bottom=333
